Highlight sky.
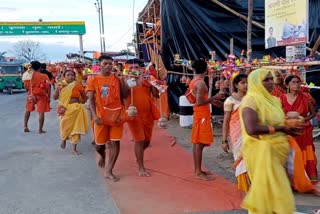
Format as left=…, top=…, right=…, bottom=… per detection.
left=0, top=0, right=148, bottom=60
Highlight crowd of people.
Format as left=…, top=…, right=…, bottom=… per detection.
left=21, top=56, right=319, bottom=213
left=21, top=56, right=161, bottom=181
left=189, top=59, right=319, bottom=213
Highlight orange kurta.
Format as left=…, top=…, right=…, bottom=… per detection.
left=126, top=78, right=158, bottom=142
left=189, top=78, right=213, bottom=145
left=71, top=83, right=83, bottom=99
left=24, top=72, right=50, bottom=113
left=86, top=74, right=124, bottom=144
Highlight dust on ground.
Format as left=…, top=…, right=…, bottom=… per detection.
left=165, top=116, right=320, bottom=207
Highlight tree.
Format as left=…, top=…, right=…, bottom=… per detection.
left=13, top=40, right=46, bottom=62
left=0, top=51, right=6, bottom=61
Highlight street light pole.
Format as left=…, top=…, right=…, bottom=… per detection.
left=100, top=0, right=106, bottom=53
left=94, top=0, right=103, bottom=52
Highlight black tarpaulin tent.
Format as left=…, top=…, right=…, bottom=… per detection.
left=161, top=0, right=320, bottom=70
left=137, top=0, right=320, bottom=113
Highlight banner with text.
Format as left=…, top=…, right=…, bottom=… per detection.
left=265, top=0, right=308, bottom=49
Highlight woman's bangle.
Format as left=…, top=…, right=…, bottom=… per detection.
left=222, top=139, right=228, bottom=144
left=268, top=126, right=275, bottom=134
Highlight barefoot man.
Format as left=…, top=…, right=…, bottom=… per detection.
left=125, top=59, right=160, bottom=177
left=87, top=55, right=128, bottom=182
left=190, top=59, right=224, bottom=180
left=23, top=61, right=50, bottom=134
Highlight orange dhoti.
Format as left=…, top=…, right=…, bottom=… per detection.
left=94, top=124, right=123, bottom=145
left=26, top=95, right=50, bottom=113
left=127, top=117, right=154, bottom=142
left=191, top=117, right=213, bottom=145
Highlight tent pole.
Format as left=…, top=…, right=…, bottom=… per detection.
left=230, top=38, right=234, bottom=54
left=247, top=0, right=253, bottom=62
left=153, top=3, right=157, bottom=70
left=210, top=0, right=264, bottom=29
left=311, top=36, right=320, bottom=56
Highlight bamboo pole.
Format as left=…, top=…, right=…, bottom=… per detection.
left=141, top=19, right=151, bottom=61
left=247, top=0, right=253, bottom=62
left=311, top=36, right=320, bottom=56
left=138, top=0, right=155, bottom=22
left=230, top=38, right=234, bottom=54
left=153, top=3, right=158, bottom=70
left=307, top=47, right=320, bottom=55
left=210, top=0, right=264, bottom=29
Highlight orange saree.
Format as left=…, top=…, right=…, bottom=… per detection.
left=225, top=96, right=250, bottom=192
left=281, top=93, right=318, bottom=182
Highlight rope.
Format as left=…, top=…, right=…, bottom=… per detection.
left=131, top=87, right=134, bottom=106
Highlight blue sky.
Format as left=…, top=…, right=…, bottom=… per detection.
left=0, top=0, right=148, bottom=60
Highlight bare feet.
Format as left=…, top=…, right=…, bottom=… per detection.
left=72, top=150, right=81, bottom=155
left=98, top=156, right=105, bottom=168
left=195, top=172, right=215, bottom=181
left=38, top=130, right=46, bottom=134
left=138, top=168, right=150, bottom=177
left=60, top=140, right=66, bottom=149
left=24, top=127, right=30, bottom=132
left=314, top=182, right=320, bottom=196
left=105, top=172, right=120, bottom=182
left=201, top=170, right=213, bottom=175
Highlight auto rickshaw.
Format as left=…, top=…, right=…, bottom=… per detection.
left=0, top=61, right=24, bottom=94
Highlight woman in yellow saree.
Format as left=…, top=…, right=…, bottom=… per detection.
left=240, top=69, right=301, bottom=214
left=222, top=74, right=250, bottom=192
left=53, top=70, right=89, bottom=155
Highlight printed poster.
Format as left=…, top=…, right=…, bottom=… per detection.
left=265, top=0, right=309, bottom=49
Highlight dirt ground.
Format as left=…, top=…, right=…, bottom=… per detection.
left=165, top=116, right=236, bottom=182
left=165, top=116, right=320, bottom=178
left=165, top=116, right=320, bottom=209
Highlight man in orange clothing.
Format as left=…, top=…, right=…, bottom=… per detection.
left=125, top=59, right=160, bottom=177
left=190, top=59, right=224, bottom=181
left=23, top=61, right=50, bottom=133
left=87, top=55, right=128, bottom=182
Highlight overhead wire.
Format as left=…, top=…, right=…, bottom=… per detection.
left=107, top=0, right=145, bottom=50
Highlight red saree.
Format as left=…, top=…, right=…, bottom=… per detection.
left=271, top=85, right=286, bottom=98
left=281, top=93, right=318, bottom=182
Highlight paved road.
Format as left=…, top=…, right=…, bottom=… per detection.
left=0, top=91, right=318, bottom=214
left=0, top=91, right=119, bottom=214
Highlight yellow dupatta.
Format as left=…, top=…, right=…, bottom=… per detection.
left=240, top=69, right=295, bottom=214
left=59, top=81, right=76, bottom=108
left=59, top=81, right=88, bottom=144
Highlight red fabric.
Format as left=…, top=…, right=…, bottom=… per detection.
left=271, top=86, right=286, bottom=98
left=281, top=93, right=318, bottom=181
